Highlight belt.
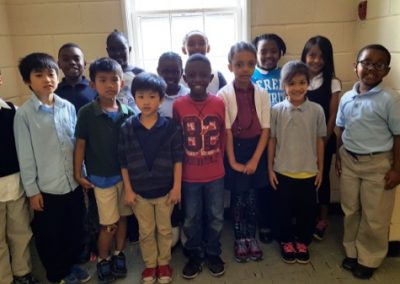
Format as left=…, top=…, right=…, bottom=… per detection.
left=345, top=148, right=386, bottom=159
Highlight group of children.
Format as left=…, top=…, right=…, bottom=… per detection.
left=0, top=28, right=399, bottom=284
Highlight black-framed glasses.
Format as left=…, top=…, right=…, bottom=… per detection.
left=357, top=60, right=388, bottom=71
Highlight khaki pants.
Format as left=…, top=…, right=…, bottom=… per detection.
left=133, top=194, right=173, bottom=268
left=0, top=195, right=32, bottom=284
left=339, top=146, right=395, bottom=268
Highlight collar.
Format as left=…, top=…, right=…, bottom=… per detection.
left=255, top=65, right=279, bottom=75
left=133, top=113, right=166, bottom=129
left=92, top=97, right=130, bottom=117
left=283, top=97, right=309, bottom=112
left=31, top=93, right=64, bottom=112
left=0, top=98, right=11, bottom=110
left=58, top=76, right=90, bottom=89
left=351, top=82, right=383, bottom=98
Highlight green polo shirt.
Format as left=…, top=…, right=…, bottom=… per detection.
left=76, top=99, right=133, bottom=176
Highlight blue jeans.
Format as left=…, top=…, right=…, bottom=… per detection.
left=182, top=178, right=224, bottom=259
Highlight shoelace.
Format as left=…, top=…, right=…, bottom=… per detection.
left=283, top=243, right=296, bottom=253
left=296, top=243, right=308, bottom=253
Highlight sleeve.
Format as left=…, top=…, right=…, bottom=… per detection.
left=216, top=87, right=232, bottom=129
left=336, top=95, right=346, bottom=128
left=388, top=93, right=400, bottom=135
left=13, top=110, right=40, bottom=197
left=118, top=122, right=128, bottom=168
left=171, top=123, right=184, bottom=163
left=217, top=71, right=227, bottom=89
left=331, top=78, right=342, bottom=93
left=260, top=88, right=271, bottom=129
left=317, top=106, right=327, bottom=137
left=75, top=107, right=88, bottom=140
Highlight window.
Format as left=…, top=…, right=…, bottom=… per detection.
left=122, top=0, right=250, bottom=82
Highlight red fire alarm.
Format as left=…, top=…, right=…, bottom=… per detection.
left=358, top=0, right=367, bottom=20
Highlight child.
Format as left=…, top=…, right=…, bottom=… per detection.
left=106, top=30, right=144, bottom=114
left=301, top=36, right=342, bottom=241
left=336, top=44, right=400, bottom=279
left=14, top=53, right=89, bottom=283
left=56, top=42, right=98, bottom=263
left=181, top=30, right=227, bottom=95
left=56, top=43, right=97, bottom=112
left=0, top=70, right=38, bottom=284
left=268, top=60, right=326, bottom=264
left=251, top=33, right=286, bottom=244
left=173, top=54, right=226, bottom=279
left=217, top=42, right=270, bottom=262
left=74, top=58, right=134, bottom=283
left=118, top=72, right=183, bottom=284
left=157, top=51, right=189, bottom=118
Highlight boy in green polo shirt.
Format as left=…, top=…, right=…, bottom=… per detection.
left=74, top=58, right=134, bottom=284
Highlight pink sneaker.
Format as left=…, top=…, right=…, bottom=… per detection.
left=157, top=264, right=173, bottom=284
left=234, top=239, right=249, bottom=263
left=247, top=238, right=263, bottom=261
left=142, top=267, right=157, bottom=284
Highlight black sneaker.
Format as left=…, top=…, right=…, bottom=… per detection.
left=97, top=259, right=116, bottom=284
left=295, top=242, right=310, bottom=264
left=206, top=255, right=225, bottom=277
left=313, top=220, right=328, bottom=241
left=111, top=252, right=127, bottom=278
left=352, top=263, right=375, bottom=279
left=13, top=274, right=39, bottom=284
left=280, top=242, right=296, bottom=264
left=342, top=257, right=358, bottom=271
left=182, top=258, right=202, bottom=279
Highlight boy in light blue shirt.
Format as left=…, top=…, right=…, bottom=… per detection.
left=14, top=53, right=89, bottom=284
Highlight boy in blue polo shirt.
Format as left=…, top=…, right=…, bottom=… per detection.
left=74, top=57, right=134, bottom=283
left=336, top=44, right=400, bottom=279
left=14, top=53, right=89, bottom=284
left=119, top=72, right=183, bottom=284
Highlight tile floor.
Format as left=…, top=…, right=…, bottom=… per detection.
left=32, top=215, right=400, bottom=284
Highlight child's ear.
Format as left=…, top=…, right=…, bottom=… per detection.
left=156, top=67, right=161, bottom=76
left=228, top=63, right=233, bottom=72
left=209, top=73, right=214, bottom=83
left=120, top=79, right=125, bottom=89
left=206, top=44, right=210, bottom=54
left=182, top=46, right=188, bottom=55
left=89, top=81, right=96, bottom=90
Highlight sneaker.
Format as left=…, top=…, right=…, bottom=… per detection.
left=313, top=219, right=328, bottom=240
left=247, top=238, right=263, bottom=261
left=142, top=267, right=157, bottom=284
left=181, top=258, right=202, bottom=279
left=342, top=257, right=358, bottom=271
left=234, top=239, right=249, bottom=263
left=157, top=265, right=173, bottom=284
left=71, top=265, right=91, bottom=283
left=295, top=242, right=310, bottom=264
left=97, top=259, right=116, bottom=284
left=111, top=252, right=127, bottom=278
left=280, top=242, right=296, bottom=264
left=13, top=274, right=39, bottom=284
left=59, top=273, right=80, bottom=284
left=206, top=255, right=225, bottom=277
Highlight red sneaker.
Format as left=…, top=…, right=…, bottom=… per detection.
left=157, top=264, right=173, bottom=284
left=142, top=267, right=157, bottom=284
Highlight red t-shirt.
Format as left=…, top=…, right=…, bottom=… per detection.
left=173, top=95, right=225, bottom=182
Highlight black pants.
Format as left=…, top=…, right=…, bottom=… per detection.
left=32, top=187, right=85, bottom=282
left=258, top=185, right=278, bottom=235
left=317, top=135, right=336, bottom=205
left=275, top=173, right=316, bottom=245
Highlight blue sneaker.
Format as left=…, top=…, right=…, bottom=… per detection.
left=59, top=273, right=80, bottom=284
left=71, top=265, right=91, bottom=283
left=111, top=252, right=127, bottom=278
left=97, top=259, right=116, bottom=284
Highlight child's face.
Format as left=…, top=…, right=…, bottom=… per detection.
left=28, top=68, right=58, bottom=97
left=228, top=50, right=256, bottom=87
left=355, top=48, right=390, bottom=91
left=135, top=90, right=162, bottom=117
left=305, top=45, right=325, bottom=76
left=90, top=71, right=124, bottom=101
left=284, top=73, right=308, bottom=106
left=256, top=39, right=281, bottom=70
left=58, top=47, right=85, bottom=79
left=157, top=59, right=182, bottom=92
left=107, top=35, right=130, bottom=69
left=182, top=34, right=209, bottom=56
left=184, top=61, right=213, bottom=100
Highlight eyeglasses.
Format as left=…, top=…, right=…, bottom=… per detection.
left=357, top=60, right=388, bottom=71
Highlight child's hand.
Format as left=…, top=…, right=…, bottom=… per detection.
left=315, top=171, right=323, bottom=190
left=384, top=169, right=400, bottom=190
left=124, top=190, right=137, bottom=206
left=168, top=187, right=181, bottom=205
left=30, top=193, right=44, bottom=211
left=244, top=158, right=258, bottom=175
left=335, top=154, right=342, bottom=177
left=76, top=176, right=95, bottom=190
left=231, top=161, right=246, bottom=173
left=269, top=171, right=278, bottom=190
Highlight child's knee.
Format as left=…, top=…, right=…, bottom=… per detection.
left=101, top=223, right=118, bottom=234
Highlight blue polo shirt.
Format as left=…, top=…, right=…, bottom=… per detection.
left=55, top=77, right=97, bottom=112
left=336, top=82, right=400, bottom=153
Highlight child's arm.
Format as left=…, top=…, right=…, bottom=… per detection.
left=168, top=162, right=183, bottom=205
left=268, top=137, right=278, bottom=190
left=243, top=128, right=269, bottom=175
left=226, top=129, right=245, bottom=172
left=74, top=138, right=94, bottom=189
left=327, top=90, right=340, bottom=143
left=384, top=135, right=400, bottom=189
left=335, top=126, right=344, bottom=176
left=315, top=137, right=325, bottom=189
left=121, top=168, right=137, bottom=206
